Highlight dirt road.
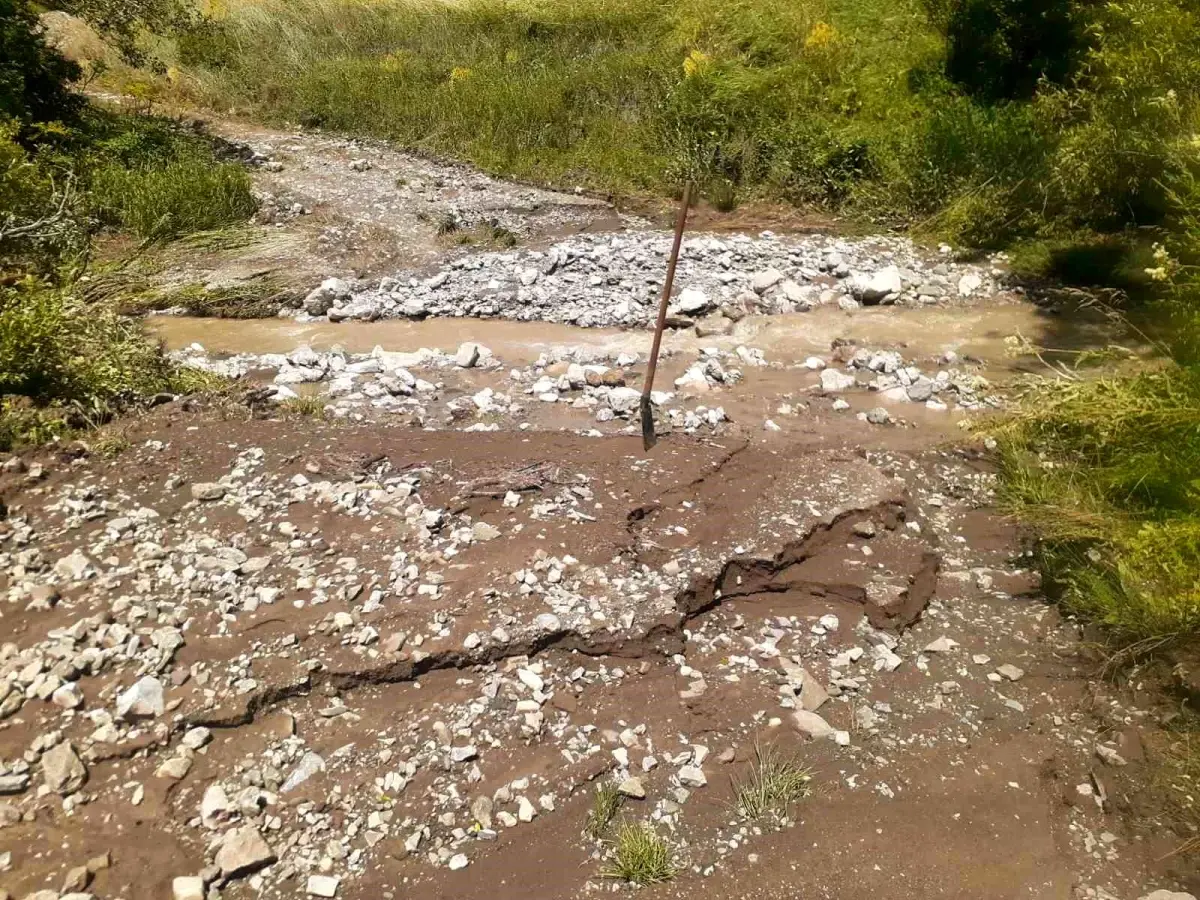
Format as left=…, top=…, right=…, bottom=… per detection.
left=0, top=116, right=1189, bottom=900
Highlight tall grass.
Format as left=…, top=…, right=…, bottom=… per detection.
left=90, top=152, right=256, bottom=240
left=167, top=0, right=1199, bottom=237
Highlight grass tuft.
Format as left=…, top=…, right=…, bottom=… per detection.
left=278, top=394, right=328, bottom=418
left=601, top=821, right=675, bottom=885
left=733, top=742, right=813, bottom=822
left=585, top=782, right=624, bottom=838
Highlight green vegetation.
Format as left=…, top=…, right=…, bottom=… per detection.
left=585, top=782, right=624, bottom=839
left=0, top=0, right=255, bottom=449
left=601, top=821, right=675, bottom=885
left=734, top=743, right=813, bottom=822
left=168, top=0, right=1199, bottom=242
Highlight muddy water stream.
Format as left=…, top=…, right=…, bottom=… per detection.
left=150, top=301, right=1116, bottom=373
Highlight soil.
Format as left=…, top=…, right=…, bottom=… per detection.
left=0, top=104, right=1192, bottom=900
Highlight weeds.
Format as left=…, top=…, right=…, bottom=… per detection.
left=90, top=152, right=256, bottom=241
left=601, top=821, right=674, bottom=885
left=733, top=743, right=813, bottom=822
left=278, top=394, right=328, bottom=418
left=585, top=782, right=624, bottom=838
left=991, top=366, right=1200, bottom=641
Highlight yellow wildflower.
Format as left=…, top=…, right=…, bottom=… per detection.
left=682, top=50, right=712, bottom=79
left=805, top=21, right=837, bottom=50
left=449, top=66, right=473, bottom=84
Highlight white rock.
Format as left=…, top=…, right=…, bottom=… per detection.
left=849, top=266, right=903, bottom=302
left=173, top=876, right=205, bottom=900
left=517, top=668, right=544, bottom=692
left=792, top=710, right=835, bottom=740
left=678, top=766, right=707, bottom=787
left=306, top=875, right=341, bottom=897
left=923, top=636, right=959, bottom=654
left=517, top=796, right=537, bottom=822
left=455, top=343, right=482, bottom=368
left=116, top=676, right=164, bottom=719
left=820, top=369, right=857, bottom=392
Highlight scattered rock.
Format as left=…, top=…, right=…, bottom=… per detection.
left=215, top=826, right=277, bottom=879
left=173, top=877, right=205, bottom=900
left=42, top=742, right=87, bottom=794
left=618, top=777, right=646, bottom=799
left=116, top=676, right=165, bottom=719
left=306, top=875, right=340, bottom=897
left=997, top=664, right=1025, bottom=682
left=190, top=483, right=227, bottom=502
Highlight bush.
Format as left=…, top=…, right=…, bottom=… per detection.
left=0, top=276, right=191, bottom=448
left=0, top=0, right=83, bottom=124
left=941, top=0, right=1081, bottom=102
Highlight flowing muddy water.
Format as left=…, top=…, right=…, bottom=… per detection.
left=150, top=300, right=1115, bottom=373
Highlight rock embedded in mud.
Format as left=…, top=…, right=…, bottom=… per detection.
left=116, top=676, right=165, bottom=719
left=190, top=483, right=227, bottom=502
left=619, top=777, right=646, bottom=799
left=43, top=742, right=87, bottom=794
left=215, top=826, right=277, bottom=879
left=678, top=766, right=707, bottom=787
left=820, top=369, right=857, bottom=392
left=792, top=710, right=836, bottom=741
left=865, top=407, right=891, bottom=425
left=306, top=874, right=341, bottom=897
left=997, top=664, right=1025, bottom=682
left=172, top=876, right=205, bottom=900
left=1140, top=893, right=1198, bottom=900
left=455, top=342, right=482, bottom=368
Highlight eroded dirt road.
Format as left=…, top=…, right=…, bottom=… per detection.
left=0, top=114, right=1189, bottom=900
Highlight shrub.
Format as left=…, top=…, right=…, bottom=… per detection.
left=940, top=0, right=1081, bottom=102
left=0, top=0, right=82, bottom=124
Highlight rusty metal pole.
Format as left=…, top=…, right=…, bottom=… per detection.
left=640, top=182, right=692, bottom=451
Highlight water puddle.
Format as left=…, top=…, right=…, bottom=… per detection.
left=149, top=300, right=1118, bottom=373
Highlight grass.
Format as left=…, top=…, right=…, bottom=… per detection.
left=89, top=152, right=257, bottom=241
left=0, top=106, right=250, bottom=449
left=159, top=0, right=1199, bottom=246
left=601, top=821, right=675, bottom=885
left=279, top=394, right=328, bottom=418
left=585, top=782, right=624, bottom=838
left=990, top=365, right=1200, bottom=642
left=733, top=743, right=813, bottom=822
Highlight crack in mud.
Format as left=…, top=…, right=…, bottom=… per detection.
left=176, top=498, right=937, bottom=741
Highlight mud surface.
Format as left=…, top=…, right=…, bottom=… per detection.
left=0, top=109, right=1187, bottom=900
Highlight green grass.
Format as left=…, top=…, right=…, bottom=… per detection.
left=0, top=276, right=208, bottom=449
left=89, top=152, right=256, bottom=241
left=164, top=0, right=1199, bottom=245
left=991, top=366, right=1200, bottom=642
left=585, top=782, right=624, bottom=839
left=278, top=394, right=328, bottom=418
left=734, top=743, right=813, bottom=822
left=601, top=821, right=675, bottom=885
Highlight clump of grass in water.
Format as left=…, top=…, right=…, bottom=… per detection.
left=602, top=821, right=674, bottom=885
left=584, top=782, right=623, bottom=838
left=734, top=743, right=813, bottom=822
